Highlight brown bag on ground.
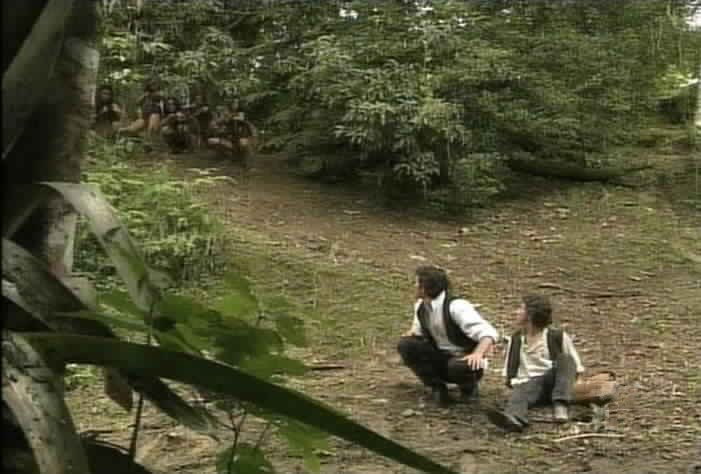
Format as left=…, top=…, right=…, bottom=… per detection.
left=573, top=371, right=618, bottom=405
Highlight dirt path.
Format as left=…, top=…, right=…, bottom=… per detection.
left=70, top=149, right=700, bottom=474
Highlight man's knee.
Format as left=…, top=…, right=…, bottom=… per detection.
left=554, top=353, right=576, bottom=371
left=446, top=357, right=483, bottom=380
left=397, top=335, right=424, bottom=359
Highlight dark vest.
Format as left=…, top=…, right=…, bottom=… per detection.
left=416, top=295, right=479, bottom=354
left=505, top=328, right=563, bottom=387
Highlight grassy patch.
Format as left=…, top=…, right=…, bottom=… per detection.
left=206, top=231, right=410, bottom=358
left=65, top=364, right=101, bottom=391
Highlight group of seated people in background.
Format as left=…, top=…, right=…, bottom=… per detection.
left=93, top=80, right=257, bottom=162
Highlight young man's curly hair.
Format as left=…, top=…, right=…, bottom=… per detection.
left=415, top=265, right=450, bottom=299
left=522, top=294, right=552, bottom=329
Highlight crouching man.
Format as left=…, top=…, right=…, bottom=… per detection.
left=487, top=294, right=585, bottom=432
left=398, top=265, right=499, bottom=407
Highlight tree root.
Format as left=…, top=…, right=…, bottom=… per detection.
left=506, top=157, right=652, bottom=183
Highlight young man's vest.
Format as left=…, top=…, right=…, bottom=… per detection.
left=416, top=296, right=479, bottom=354
left=504, top=328, right=563, bottom=387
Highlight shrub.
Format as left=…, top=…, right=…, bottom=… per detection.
left=75, top=135, right=230, bottom=289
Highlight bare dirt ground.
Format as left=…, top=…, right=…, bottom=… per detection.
left=68, top=145, right=700, bottom=474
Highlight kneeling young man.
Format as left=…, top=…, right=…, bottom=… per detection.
left=398, top=265, right=499, bottom=407
left=488, top=294, right=584, bottom=432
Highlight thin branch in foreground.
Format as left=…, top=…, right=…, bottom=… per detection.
left=129, top=300, right=157, bottom=459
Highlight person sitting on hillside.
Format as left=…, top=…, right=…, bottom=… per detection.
left=207, top=101, right=257, bottom=166
left=487, top=294, right=584, bottom=432
left=162, top=96, right=180, bottom=118
left=118, top=80, right=164, bottom=151
left=184, top=92, right=213, bottom=145
left=161, top=100, right=199, bottom=154
left=397, top=265, right=499, bottom=407
left=93, top=84, right=123, bottom=137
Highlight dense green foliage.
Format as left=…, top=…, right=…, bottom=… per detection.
left=99, top=0, right=700, bottom=206
left=75, top=136, right=228, bottom=287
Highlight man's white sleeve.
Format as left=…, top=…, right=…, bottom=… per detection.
left=563, top=332, right=585, bottom=374
left=501, top=335, right=512, bottom=378
left=410, top=301, right=423, bottom=336
left=449, top=299, right=499, bottom=343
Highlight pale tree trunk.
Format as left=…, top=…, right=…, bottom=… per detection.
left=5, top=2, right=99, bottom=277
left=44, top=6, right=100, bottom=279
left=2, top=2, right=99, bottom=473
left=694, top=65, right=701, bottom=131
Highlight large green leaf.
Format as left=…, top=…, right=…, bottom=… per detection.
left=211, top=324, right=284, bottom=366
left=99, top=290, right=283, bottom=365
left=239, top=404, right=329, bottom=473
left=216, top=443, right=274, bottom=474
left=222, top=272, right=255, bottom=298
left=56, top=310, right=149, bottom=334
left=2, top=0, right=74, bottom=159
left=24, top=333, right=458, bottom=474
left=37, top=183, right=196, bottom=348
left=213, top=293, right=259, bottom=320
left=156, top=293, right=213, bottom=324
left=238, top=354, right=307, bottom=380
left=124, top=375, right=217, bottom=436
left=99, top=289, right=148, bottom=320
left=277, top=419, right=328, bottom=473
left=213, top=272, right=259, bottom=319
left=2, top=239, right=214, bottom=434
left=40, top=182, right=163, bottom=311
left=269, top=312, right=307, bottom=347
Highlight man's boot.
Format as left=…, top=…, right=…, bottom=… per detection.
left=486, top=409, right=525, bottom=433
left=459, top=384, right=479, bottom=403
left=430, top=384, right=453, bottom=407
left=553, top=402, right=569, bottom=423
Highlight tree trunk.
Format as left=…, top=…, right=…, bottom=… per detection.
left=506, top=156, right=651, bottom=183
left=2, top=2, right=99, bottom=473
left=694, top=65, right=701, bottom=131
left=6, top=2, right=98, bottom=276
left=46, top=5, right=100, bottom=277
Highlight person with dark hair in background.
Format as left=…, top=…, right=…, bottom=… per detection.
left=93, top=84, right=122, bottom=137
left=185, top=91, right=213, bottom=146
left=397, top=265, right=499, bottom=407
left=161, top=97, right=199, bottom=154
left=162, top=96, right=180, bottom=118
left=487, top=294, right=584, bottom=432
left=119, top=80, right=164, bottom=151
left=207, top=100, right=257, bottom=166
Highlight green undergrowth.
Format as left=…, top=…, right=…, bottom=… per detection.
left=204, top=232, right=410, bottom=359
left=76, top=135, right=233, bottom=290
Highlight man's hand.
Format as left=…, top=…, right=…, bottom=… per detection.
left=462, top=352, right=484, bottom=370
left=403, top=329, right=418, bottom=337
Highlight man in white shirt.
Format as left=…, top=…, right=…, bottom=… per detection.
left=488, top=294, right=585, bottom=432
left=398, top=265, right=499, bottom=407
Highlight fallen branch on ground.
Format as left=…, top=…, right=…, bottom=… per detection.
left=537, top=282, right=641, bottom=298
left=506, top=157, right=652, bottom=184
left=554, top=433, right=624, bottom=443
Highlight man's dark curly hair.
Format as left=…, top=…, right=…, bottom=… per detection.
left=522, top=294, right=552, bottom=329
left=415, top=265, right=450, bottom=299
